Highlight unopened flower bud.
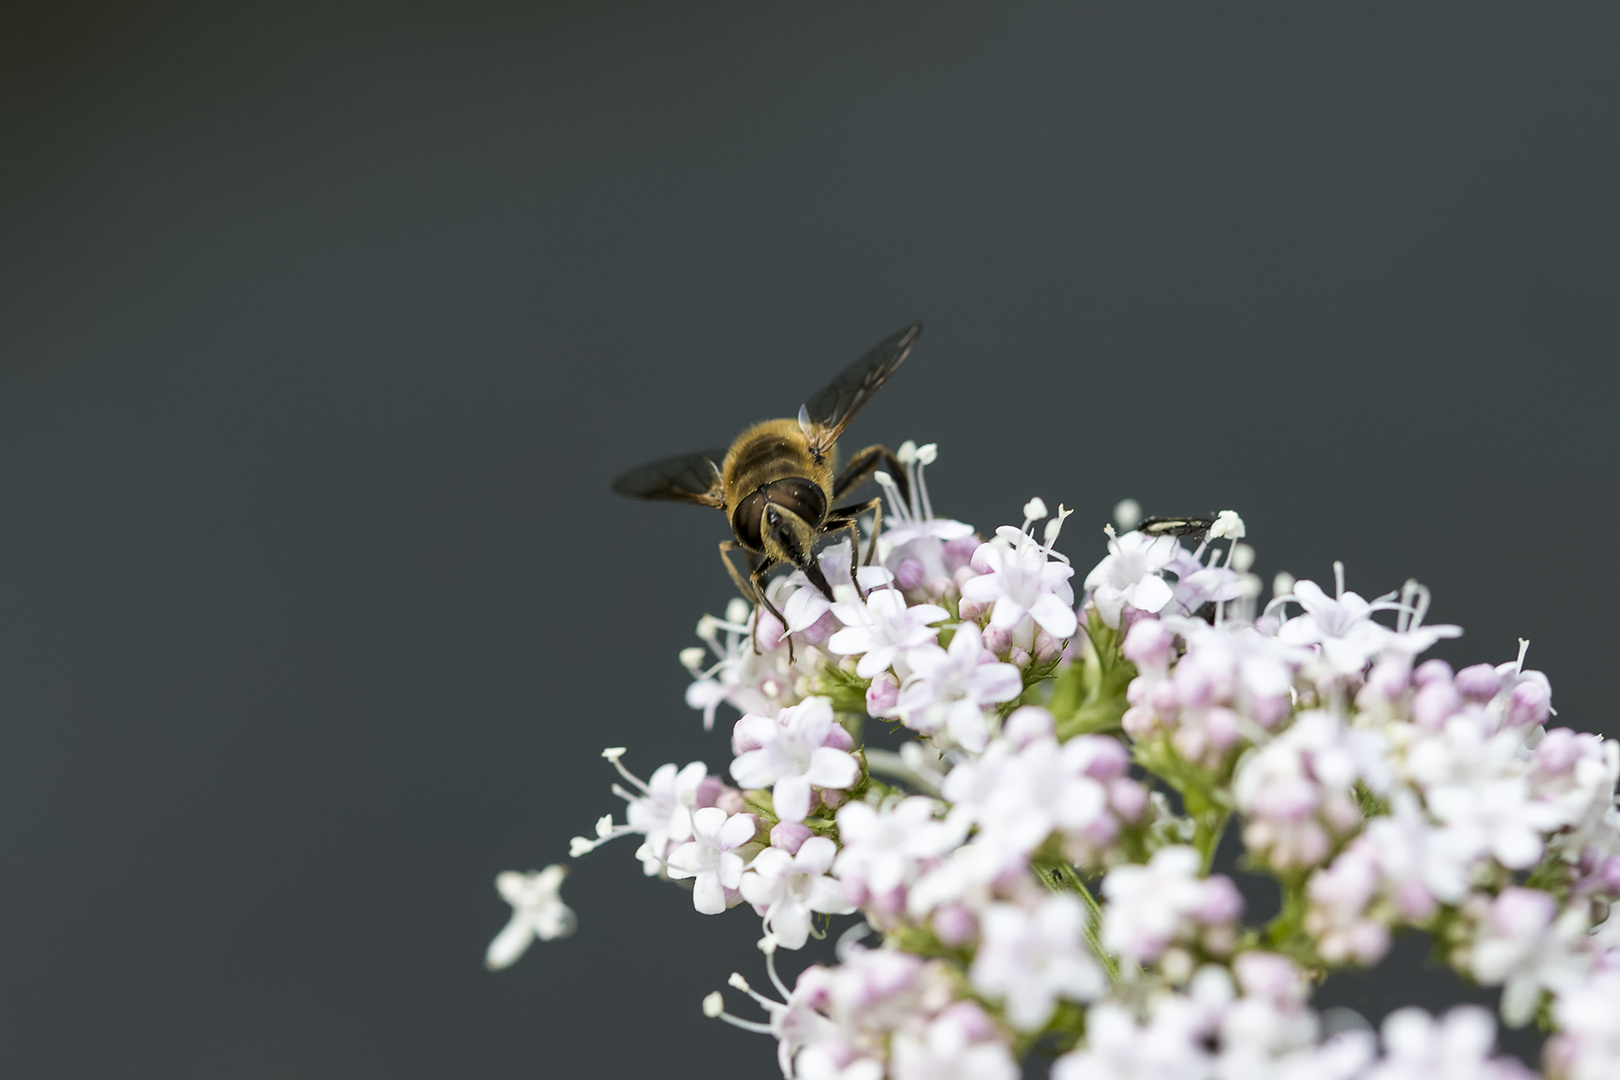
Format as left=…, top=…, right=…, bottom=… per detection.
left=1003, top=705, right=1054, bottom=745
left=1007, top=646, right=1032, bottom=669
left=1410, top=681, right=1459, bottom=730
left=693, top=776, right=726, bottom=808
left=1122, top=618, right=1173, bottom=668
left=866, top=671, right=900, bottom=717
left=981, top=625, right=1012, bottom=656
left=1454, top=663, right=1500, bottom=702
left=1109, top=778, right=1148, bottom=821
left=1504, top=677, right=1551, bottom=728
left=958, top=596, right=988, bottom=623
left=933, top=903, right=978, bottom=947
left=1033, top=630, right=1063, bottom=663
left=1412, top=658, right=1453, bottom=688
left=893, top=557, right=925, bottom=591
left=770, top=821, right=813, bottom=854
left=943, top=535, right=979, bottom=572
left=715, top=788, right=746, bottom=815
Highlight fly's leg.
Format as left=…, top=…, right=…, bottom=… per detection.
left=720, top=541, right=775, bottom=657
left=833, top=444, right=907, bottom=504
left=749, top=557, right=795, bottom=665
left=827, top=497, right=884, bottom=601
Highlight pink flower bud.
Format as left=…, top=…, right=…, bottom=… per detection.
left=969, top=543, right=996, bottom=575
left=932, top=904, right=979, bottom=947
left=1358, top=656, right=1410, bottom=705
left=770, top=821, right=813, bottom=854
left=934, top=1000, right=995, bottom=1042
left=822, top=722, right=855, bottom=751
left=893, top=557, right=925, bottom=591
left=1003, top=705, right=1054, bottom=745
left=1535, top=727, right=1580, bottom=774
left=818, top=788, right=848, bottom=812
left=1071, top=735, right=1129, bottom=780
left=798, top=609, right=838, bottom=646
left=1410, top=682, right=1459, bottom=730
left=866, top=672, right=900, bottom=717
left=754, top=609, right=787, bottom=651
left=1454, top=663, right=1500, bottom=703
left=1412, top=658, right=1453, bottom=688
left=693, top=776, right=726, bottom=808
left=1203, top=706, right=1241, bottom=751
left=715, top=787, right=747, bottom=815
left=1122, top=618, right=1173, bottom=668
left=1250, top=694, right=1290, bottom=729
left=982, top=624, right=1012, bottom=656
left=1033, top=630, right=1063, bottom=663
left=1195, top=876, right=1244, bottom=924
left=944, top=535, right=979, bottom=572
left=1504, top=677, right=1551, bottom=728
left=1007, top=646, right=1032, bottom=669
left=1394, top=880, right=1437, bottom=921
left=958, top=597, right=989, bottom=623
left=1109, top=778, right=1148, bottom=821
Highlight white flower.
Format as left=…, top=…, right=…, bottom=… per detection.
left=895, top=623, right=1023, bottom=752
left=1083, top=529, right=1177, bottom=628
left=1363, top=1005, right=1530, bottom=1080
left=834, top=796, right=964, bottom=910
left=1052, top=1000, right=1212, bottom=1080
left=889, top=1005, right=1020, bottom=1080
left=485, top=865, right=575, bottom=970
left=1546, top=970, right=1620, bottom=1080
left=827, top=589, right=949, bottom=679
left=1468, top=887, right=1594, bottom=1026
left=730, top=698, right=861, bottom=823
left=1101, top=846, right=1242, bottom=966
left=970, top=895, right=1106, bottom=1031
left=739, top=836, right=855, bottom=949
left=622, top=759, right=709, bottom=873
left=875, top=442, right=975, bottom=548
left=964, top=512, right=1079, bottom=641
left=665, top=806, right=760, bottom=914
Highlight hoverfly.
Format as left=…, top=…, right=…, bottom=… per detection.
left=610, top=323, right=922, bottom=644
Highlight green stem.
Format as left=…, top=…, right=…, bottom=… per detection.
left=1193, top=810, right=1231, bottom=874
left=1040, top=861, right=1119, bottom=982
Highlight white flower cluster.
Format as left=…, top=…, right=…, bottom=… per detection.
left=488, top=442, right=1620, bottom=1080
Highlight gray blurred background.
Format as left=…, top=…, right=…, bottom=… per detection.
left=1, top=2, right=1616, bottom=1076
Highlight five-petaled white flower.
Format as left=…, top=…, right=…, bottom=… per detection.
left=970, top=895, right=1106, bottom=1031
left=485, top=865, right=576, bottom=970
left=897, top=623, right=1024, bottom=752
left=730, top=697, right=861, bottom=823
left=964, top=526, right=1079, bottom=642
left=739, top=835, right=855, bottom=949
left=1083, top=529, right=1177, bottom=628
left=827, top=589, right=948, bottom=678
left=665, top=806, right=760, bottom=914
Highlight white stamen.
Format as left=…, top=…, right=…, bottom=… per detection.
left=1272, top=571, right=1295, bottom=600
left=1023, top=497, right=1048, bottom=524
left=679, top=647, right=707, bottom=671
left=601, top=747, right=626, bottom=761
left=1231, top=542, right=1255, bottom=573
left=1043, top=504, right=1074, bottom=547
left=897, top=440, right=918, bottom=465
left=569, top=836, right=597, bottom=856
left=1516, top=638, right=1530, bottom=674
left=913, top=442, right=938, bottom=465
left=725, top=598, right=752, bottom=625
left=1333, top=561, right=1346, bottom=599
left=1208, top=510, right=1246, bottom=541
left=728, top=971, right=751, bottom=991
left=1113, top=498, right=1142, bottom=531
left=702, top=991, right=725, bottom=1018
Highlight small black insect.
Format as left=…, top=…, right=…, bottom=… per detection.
left=1137, top=516, right=1215, bottom=539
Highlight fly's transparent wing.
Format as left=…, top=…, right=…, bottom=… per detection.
left=610, top=449, right=728, bottom=506
left=803, top=322, right=922, bottom=450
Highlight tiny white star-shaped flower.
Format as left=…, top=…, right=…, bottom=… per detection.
left=485, top=865, right=575, bottom=970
